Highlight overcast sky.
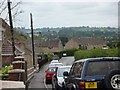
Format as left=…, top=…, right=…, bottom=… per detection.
left=13, top=0, right=119, bottom=28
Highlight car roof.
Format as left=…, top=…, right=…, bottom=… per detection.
left=51, top=60, right=59, bottom=62
left=47, top=66, right=58, bottom=68
left=49, top=63, right=63, bottom=67
left=74, top=57, right=120, bottom=64
left=58, top=65, right=72, bottom=68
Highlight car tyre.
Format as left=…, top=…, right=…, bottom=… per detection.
left=105, top=69, right=120, bottom=90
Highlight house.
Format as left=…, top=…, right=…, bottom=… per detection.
left=36, top=39, right=63, bottom=53
left=65, top=37, right=106, bottom=50
left=0, top=18, right=25, bottom=67
left=2, top=39, right=24, bottom=67
left=0, top=18, right=35, bottom=71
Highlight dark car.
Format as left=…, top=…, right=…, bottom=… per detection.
left=63, top=57, right=120, bottom=90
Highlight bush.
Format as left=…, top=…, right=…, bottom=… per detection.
left=0, top=65, right=13, bottom=75
left=0, top=65, right=13, bottom=80
left=74, top=48, right=118, bottom=60
left=43, top=53, right=54, bottom=61
left=55, top=48, right=79, bottom=57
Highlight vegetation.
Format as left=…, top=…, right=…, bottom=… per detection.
left=74, top=48, right=118, bottom=60
left=43, top=53, right=54, bottom=61
left=0, top=65, right=13, bottom=80
left=15, top=26, right=118, bottom=42
left=54, top=48, right=79, bottom=57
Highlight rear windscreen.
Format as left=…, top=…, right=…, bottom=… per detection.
left=86, top=60, right=120, bottom=76
left=48, top=67, right=57, bottom=72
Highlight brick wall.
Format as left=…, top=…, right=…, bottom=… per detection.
left=2, top=55, right=13, bottom=67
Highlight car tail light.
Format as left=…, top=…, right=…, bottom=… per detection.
left=80, top=81, right=85, bottom=90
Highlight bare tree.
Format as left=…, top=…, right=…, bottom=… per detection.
left=0, top=0, right=23, bottom=22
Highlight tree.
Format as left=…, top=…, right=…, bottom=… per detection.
left=59, top=36, right=68, bottom=46
left=0, top=0, right=23, bottom=22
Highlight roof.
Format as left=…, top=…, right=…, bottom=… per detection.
left=74, top=57, right=120, bottom=63
left=2, top=40, right=23, bottom=55
left=74, top=37, right=106, bottom=46
left=39, top=39, right=60, bottom=48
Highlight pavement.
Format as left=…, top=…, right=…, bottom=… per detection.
left=28, top=63, right=48, bottom=89
left=0, top=80, right=25, bottom=89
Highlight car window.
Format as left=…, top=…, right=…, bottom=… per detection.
left=74, top=62, right=84, bottom=77
left=48, top=67, right=57, bottom=72
left=69, top=63, right=76, bottom=77
left=86, top=60, right=120, bottom=76
left=71, top=62, right=84, bottom=77
left=57, top=67, right=71, bottom=77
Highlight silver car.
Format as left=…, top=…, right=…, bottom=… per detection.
left=52, top=66, right=71, bottom=90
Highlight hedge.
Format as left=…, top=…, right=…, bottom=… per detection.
left=54, top=48, right=79, bottom=57
left=74, top=48, right=118, bottom=60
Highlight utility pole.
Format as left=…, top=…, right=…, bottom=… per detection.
left=30, top=13, right=35, bottom=69
left=8, top=0, right=16, bottom=59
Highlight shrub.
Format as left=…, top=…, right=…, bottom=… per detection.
left=74, top=48, right=118, bottom=60
left=0, top=64, right=13, bottom=75
left=0, top=65, right=13, bottom=80
left=55, top=48, right=79, bottom=57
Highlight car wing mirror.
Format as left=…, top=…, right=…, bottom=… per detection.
left=63, top=71, right=69, bottom=76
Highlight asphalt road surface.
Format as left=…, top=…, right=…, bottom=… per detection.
left=28, top=56, right=75, bottom=89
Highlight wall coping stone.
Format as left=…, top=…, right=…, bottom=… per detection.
left=8, top=69, right=25, bottom=73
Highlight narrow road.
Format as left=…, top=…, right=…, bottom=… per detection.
left=28, top=56, right=75, bottom=89
left=46, top=56, right=75, bottom=89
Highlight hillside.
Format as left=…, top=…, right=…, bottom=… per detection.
left=15, top=26, right=118, bottom=41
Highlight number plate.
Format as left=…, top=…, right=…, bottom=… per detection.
left=85, top=82, right=97, bottom=89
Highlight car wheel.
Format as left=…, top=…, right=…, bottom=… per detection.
left=105, top=69, right=120, bottom=90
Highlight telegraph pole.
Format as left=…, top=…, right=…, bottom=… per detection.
left=8, top=0, right=16, bottom=59
left=30, top=13, right=35, bottom=69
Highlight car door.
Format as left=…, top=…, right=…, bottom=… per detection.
left=67, top=63, right=77, bottom=89
left=67, top=62, right=84, bottom=90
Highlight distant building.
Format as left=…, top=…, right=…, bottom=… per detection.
left=65, top=37, right=106, bottom=50
left=35, top=39, right=63, bottom=53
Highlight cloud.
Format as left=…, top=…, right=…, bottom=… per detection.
left=15, top=1, right=118, bottom=28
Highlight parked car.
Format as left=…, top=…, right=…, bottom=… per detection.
left=49, top=63, right=63, bottom=67
left=52, top=56, right=60, bottom=60
left=50, top=60, right=59, bottom=64
left=45, top=66, right=58, bottom=84
left=63, top=57, right=120, bottom=90
left=52, top=66, right=71, bottom=90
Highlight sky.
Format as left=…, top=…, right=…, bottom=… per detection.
left=13, top=0, right=119, bottom=28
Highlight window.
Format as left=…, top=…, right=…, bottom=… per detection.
left=69, top=62, right=84, bottom=77
left=69, top=64, right=76, bottom=76
left=74, top=62, right=84, bottom=77
left=48, top=67, right=56, bottom=72
left=86, top=61, right=120, bottom=76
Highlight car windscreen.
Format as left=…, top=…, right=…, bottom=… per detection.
left=86, top=60, right=120, bottom=76
left=57, top=67, right=71, bottom=77
left=48, top=67, right=57, bottom=72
